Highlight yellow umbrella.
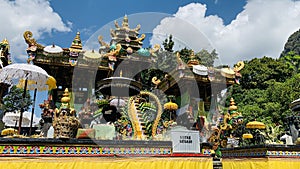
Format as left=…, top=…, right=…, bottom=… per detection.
left=243, top=133, right=253, bottom=139
left=164, top=101, right=178, bottom=121
left=17, top=76, right=57, bottom=91
left=46, top=76, right=57, bottom=90
left=164, top=101, right=178, bottom=111
left=246, top=121, right=266, bottom=129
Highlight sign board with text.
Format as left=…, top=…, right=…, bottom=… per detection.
left=171, top=130, right=200, bottom=153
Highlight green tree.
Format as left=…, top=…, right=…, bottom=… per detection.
left=228, top=57, right=299, bottom=129
left=240, top=56, right=293, bottom=90
left=139, top=36, right=177, bottom=90
left=280, top=51, right=300, bottom=73
left=196, top=49, right=218, bottom=67
left=178, top=47, right=193, bottom=64
left=2, top=86, right=32, bottom=114
left=162, top=35, right=174, bottom=52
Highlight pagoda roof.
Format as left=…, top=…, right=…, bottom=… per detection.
left=69, top=32, right=82, bottom=52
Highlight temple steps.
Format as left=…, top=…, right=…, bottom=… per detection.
left=213, top=158, right=222, bottom=169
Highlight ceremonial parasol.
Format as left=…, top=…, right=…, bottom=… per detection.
left=83, top=50, right=102, bottom=60
left=2, top=111, right=30, bottom=127
left=44, top=44, right=63, bottom=54
left=0, top=63, right=56, bottom=134
left=110, top=98, right=126, bottom=107
left=97, top=76, right=142, bottom=122
left=246, top=121, right=266, bottom=129
left=97, top=77, right=142, bottom=97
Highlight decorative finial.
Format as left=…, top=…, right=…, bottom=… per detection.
left=229, top=97, right=237, bottom=111
left=187, top=50, right=199, bottom=66
left=190, top=50, right=195, bottom=59
left=114, top=20, right=120, bottom=28
left=0, top=38, right=10, bottom=51
left=61, top=88, right=71, bottom=103
left=1, top=38, right=9, bottom=45
left=122, top=15, right=129, bottom=28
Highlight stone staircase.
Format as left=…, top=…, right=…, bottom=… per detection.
left=134, top=98, right=146, bottom=137
left=213, top=158, right=222, bottom=169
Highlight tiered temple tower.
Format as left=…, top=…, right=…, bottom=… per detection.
left=110, top=15, right=144, bottom=53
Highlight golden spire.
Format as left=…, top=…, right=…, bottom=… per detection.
left=61, top=88, right=71, bottom=103
left=122, top=15, right=129, bottom=28
left=69, top=32, right=82, bottom=52
left=229, top=98, right=237, bottom=111
left=1, top=38, right=9, bottom=45
left=187, top=50, right=199, bottom=66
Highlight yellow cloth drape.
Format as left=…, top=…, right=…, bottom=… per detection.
left=222, top=158, right=300, bottom=169
left=0, top=157, right=212, bottom=169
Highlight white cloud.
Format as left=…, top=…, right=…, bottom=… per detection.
left=0, top=0, right=71, bottom=62
left=151, top=0, right=300, bottom=66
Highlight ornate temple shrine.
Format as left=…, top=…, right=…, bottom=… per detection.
left=1, top=14, right=300, bottom=169
left=0, top=15, right=245, bottom=143
left=23, top=15, right=242, bottom=111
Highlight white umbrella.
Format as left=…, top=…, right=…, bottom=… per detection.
left=0, top=63, right=54, bottom=134
left=2, top=111, right=30, bottom=127
left=44, top=44, right=63, bottom=54
left=0, top=63, right=50, bottom=90
left=110, top=98, right=126, bottom=107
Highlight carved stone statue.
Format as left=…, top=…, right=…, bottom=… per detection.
left=39, top=99, right=54, bottom=137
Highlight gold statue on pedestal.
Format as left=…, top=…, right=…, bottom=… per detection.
left=53, top=88, right=80, bottom=139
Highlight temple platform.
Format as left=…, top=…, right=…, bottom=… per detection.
left=0, top=138, right=211, bottom=157
left=0, top=138, right=213, bottom=169
left=221, top=144, right=300, bottom=169
left=0, top=157, right=213, bottom=169
left=221, top=144, right=300, bottom=158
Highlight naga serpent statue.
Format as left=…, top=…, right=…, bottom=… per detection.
left=128, top=91, right=163, bottom=139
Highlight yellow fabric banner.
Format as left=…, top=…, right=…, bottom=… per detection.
left=223, top=158, right=300, bottom=169
left=0, top=157, right=212, bottom=169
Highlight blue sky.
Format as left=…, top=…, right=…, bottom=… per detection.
left=1, top=0, right=300, bottom=119
left=1, top=0, right=299, bottom=65
left=44, top=0, right=246, bottom=50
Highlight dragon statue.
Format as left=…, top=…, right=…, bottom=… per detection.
left=23, top=31, right=44, bottom=50
left=208, top=98, right=243, bottom=156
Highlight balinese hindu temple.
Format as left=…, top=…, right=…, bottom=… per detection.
left=0, top=15, right=300, bottom=169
